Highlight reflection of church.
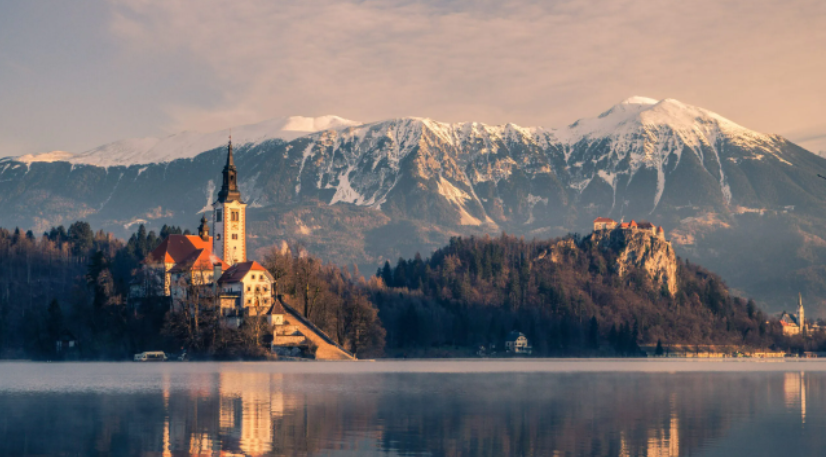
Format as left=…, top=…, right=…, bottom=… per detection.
left=141, top=136, right=281, bottom=324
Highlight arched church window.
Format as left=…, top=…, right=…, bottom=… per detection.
left=216, top=210, right=222, bottom=222
left=216, top=234, right=221, bottom=240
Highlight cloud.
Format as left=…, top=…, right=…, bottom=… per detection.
left=107, top=0, right=826, bottom=135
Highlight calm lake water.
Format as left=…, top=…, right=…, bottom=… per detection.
left=2, top=360, right=826, bottom=456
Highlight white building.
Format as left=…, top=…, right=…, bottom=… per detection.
left=505, top=331, right=532, bottom=354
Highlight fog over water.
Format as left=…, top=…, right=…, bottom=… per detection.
left=2, top=360, right=826, bottom=456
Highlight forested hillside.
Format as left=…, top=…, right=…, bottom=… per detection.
left=0, top=222, right=384, bottom=360
left=0, top=221, right=820, bottom=360
left=372, top=233, right=807, bottom=356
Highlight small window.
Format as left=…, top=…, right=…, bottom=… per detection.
left=232, top=234, right=238, bottom=240
left=231, top=210, right=240, bottom=222
left=216, top=210, right=222, bottom=222
left=247, top=286, right=251, bottom=292
left=216, top=233, right=221, bottom=240
left=251, top=274, right=256, bottom=280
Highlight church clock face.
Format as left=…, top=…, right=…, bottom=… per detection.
left=232, top=223, right=239, bottom=230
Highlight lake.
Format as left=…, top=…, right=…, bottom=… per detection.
left=2, top=360, right=826, bottom=456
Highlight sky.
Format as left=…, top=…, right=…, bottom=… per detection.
left=1, top=0, right=825, bottom=156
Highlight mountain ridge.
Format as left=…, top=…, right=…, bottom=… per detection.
left=5, top=115, right=361, bottom=167
left=2, top=97, right=826, bottom=316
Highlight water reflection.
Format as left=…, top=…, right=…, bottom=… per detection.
left=3, top=363, right=826, bottom=456
left=783, top=371, right=806, bottom=423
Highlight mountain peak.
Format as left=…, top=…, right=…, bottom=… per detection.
left=562, top=96, right=763, bottom=146
left=619, top=96, right=659, bottom=106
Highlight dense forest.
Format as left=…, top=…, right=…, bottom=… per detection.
left=0, top=222, right=820, bottom=360
left=372, top=233, right=825, bottom=356
left=0, top=222, right=383, bottom=360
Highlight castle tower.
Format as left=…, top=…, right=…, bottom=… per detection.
left=212, top=135, right=247, bottom=265
left=798, top=292, right=805, bottom=331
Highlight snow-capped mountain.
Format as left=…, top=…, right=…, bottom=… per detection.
left=2, top=97, right=826, bottom=313
left=264, top=96, right=799, bottom=230
left=9, top=115, right=360, bottom=167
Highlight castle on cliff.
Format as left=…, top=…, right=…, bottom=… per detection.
left=593, top=217, right=666, bottom=239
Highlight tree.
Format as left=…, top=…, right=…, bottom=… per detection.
left=341, top=293, right=385, bottom=358
left=163, top=271, right=221, bottom=355
left=380, top=261, right=393, bottom=287
left=588, top=316, right=599, bottom=350
left=262, top=245, right=292, bottom=297
left=46, top=299, right=64, bottom=344
left=68, top=221, right=94, bottom=257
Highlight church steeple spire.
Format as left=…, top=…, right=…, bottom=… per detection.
left=216, top=131, right=242, bottom=203
left=198, top=215, right=210, bottom=241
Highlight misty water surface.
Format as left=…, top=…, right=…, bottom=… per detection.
left=1, top=360, right=826, bottom=456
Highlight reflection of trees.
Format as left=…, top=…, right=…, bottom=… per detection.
left=3, top=371, right=824, bottom=456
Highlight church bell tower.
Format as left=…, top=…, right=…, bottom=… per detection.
left=212, top=134, right=247, bottom=265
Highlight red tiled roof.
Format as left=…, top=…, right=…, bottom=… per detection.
left=629, top=220, right=638, bottom=227
left=266, top=296, right=287, bottom=315
left=593, top=217, right=616, bottom=223
left=218, top=261, right=271, bottom=284
left=146, top=235, right=201, bottom=264
left=658, top=226, right=665, bottom=232
left=147, top=234, right=227, bottom=273
left=169, top=248, right=228, bottom=273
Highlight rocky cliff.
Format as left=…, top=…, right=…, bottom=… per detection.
left=587, top=228, right=678, bottom=296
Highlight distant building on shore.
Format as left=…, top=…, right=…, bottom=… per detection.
left=505, top=331, right=532, bottom=354
left=780, top=293, right=807, bottom=336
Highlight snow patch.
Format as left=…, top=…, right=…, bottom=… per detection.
left=436, top=176, right=482, bottom=226
left=124, top=219, right=148, bottom=229
left=13, top=150, right=75, bottom=164
left=330, top=166, right=367, bottom=205
left=198, top=180, right=216, bottom=214
left=525, top=194, right=549, bottom=225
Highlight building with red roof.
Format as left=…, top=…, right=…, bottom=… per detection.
left=593, top=217, right=617, bottom=231
left=216, top=261, right=276, bottom=313
left=141, top=216, right=228, bottom=295
left=592, top=217, right=667, bottom=240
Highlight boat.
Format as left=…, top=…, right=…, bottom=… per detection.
left=133, top=351, right=168, bottom=362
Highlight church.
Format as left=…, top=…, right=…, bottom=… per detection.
left=139, top=136, right=280, bottom=324
left=780, top=293, right=807, bottom=336
left=130, top=136, right=356, bottom=360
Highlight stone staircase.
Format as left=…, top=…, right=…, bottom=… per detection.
left=277, top=303, right=356, bottom=361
